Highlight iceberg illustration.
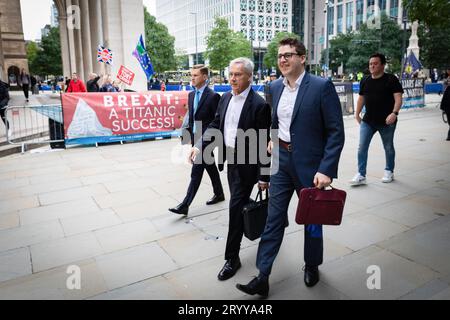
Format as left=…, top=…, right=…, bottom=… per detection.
left=67, top=98, right=113, bottom=138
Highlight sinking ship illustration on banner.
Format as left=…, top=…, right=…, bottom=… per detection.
left=67, top=98, right=113, bottom=138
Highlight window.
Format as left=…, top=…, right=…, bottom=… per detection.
left=249, top=14, right=256, bottom=27
left=337, top=5, right=343, bottom=33
left=266, top=15, right=272, bottom=27
left=266, top=29, right=273, bottom=41
left=240, top=0, right=247, bottom=11
left=257, top=0, right=264, bottom=13
left=282, top=17, right=288, bottom=30
left=240, top=14, right=247, bottom=26
left=346, top=2, right=353, bottom=31
left=266, top=1, right=272, bottom=14
left=249, top=0, right=256, bottom=12
left=390, top=0, right=399, bottom=18
left=249, top=28, right=256, bottom=40
left=328, top=6, right=334, bottom=35
left=258, top=15, right=264, bottom=27
left=275, top=16, right=281, bottom=29
left=356, top=0, right=363, bottom=28
left=258, top=29, right=264, bottom=41
left=274, top=1, right=281, bottom=14
left=282, top=2, right=288, bottom=15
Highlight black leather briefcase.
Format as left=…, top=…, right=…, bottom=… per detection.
left=242, top=190, right=269, bottom=241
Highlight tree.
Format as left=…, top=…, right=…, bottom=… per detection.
left=205, top=17, right=252, bottom=75
left=320, top=32, right=353, bottom=73
left=144, top=8, right=176, bottom=74
left=31, top=26, right=62, bottom=77
left=346, top=14, right=404, bottom=74
left=405, top=0, right=450, bottom=29
left=26, top=41, right=41, bottom=74
left=405, top=0, right=450, bottom=70
left=175, top=49, right=189, bottom=70
left=263, top=32, right=299, bottom=71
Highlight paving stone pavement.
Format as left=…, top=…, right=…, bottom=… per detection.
left=0, top=95, right=449, bottom=300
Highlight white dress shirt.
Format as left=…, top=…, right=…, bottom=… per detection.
left=277, top=71, right=305, bottom=142
left=224, top=85, right=251, bottom=148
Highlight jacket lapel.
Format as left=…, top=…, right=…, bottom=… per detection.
left=220, top=92, right=233, bottom=132
left=290, top=72, right=310, bottom=125
left=271, top=80, right=284, bottom=128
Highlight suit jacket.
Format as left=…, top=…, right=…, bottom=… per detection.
left=198, top=88, right=272, bottom=184
left=270, top=72, right=345, bottom=187
left=187, top=86, right=220, bottom=146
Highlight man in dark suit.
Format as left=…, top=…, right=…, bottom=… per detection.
left=190, top=58, right=271, bottom=281
left=169, top=65, right=225, bottom=216
left=236, top=37, right=345, bottom=297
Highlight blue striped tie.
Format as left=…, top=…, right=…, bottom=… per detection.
left=193, top=90, right=201, bottom=134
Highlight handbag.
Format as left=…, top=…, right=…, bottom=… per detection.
left=295, top=186, right=347, bottom=226
left=242, top=189, right=269, bottom=241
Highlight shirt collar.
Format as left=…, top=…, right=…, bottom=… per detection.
left=283, top=71, right=305, bottom=91
left=195, top=83, right=207, bottom=94
left=231, top=84, right=251, bottom=98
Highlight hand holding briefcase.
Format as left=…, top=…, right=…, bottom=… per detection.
left=295, top=186, right=346, bottom=226
left=242, top=189, right=269, bottom=241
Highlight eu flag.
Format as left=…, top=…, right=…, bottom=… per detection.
left=403, top=52, right=423, bottom=79
left=132, top=35, right=154, bottom=80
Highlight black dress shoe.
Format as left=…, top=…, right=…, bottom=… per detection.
left=206, top=194, right=225, bottom=205
left=218, top=257, right=241, bottom=281
left=304, top=265, right=320, bottom=288
left=168, top=203, right=189, bottom=216
left=236, top=276, right=269, bottom=298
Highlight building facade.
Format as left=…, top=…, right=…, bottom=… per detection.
left=156, top=0, right=293, bottom=72
left=1, top=0, right=148, bottom=91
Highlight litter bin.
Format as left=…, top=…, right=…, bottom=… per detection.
left=49, top=118, right=65, bottom=149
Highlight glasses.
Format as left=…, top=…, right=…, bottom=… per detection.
left=277, top=53, right=302, bottom=60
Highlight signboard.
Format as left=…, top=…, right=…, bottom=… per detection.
left=401, top=79, right=425, bottom=109
left=61, top=92, right=189, bottom=145
left=333, top=82, right=354, bottom=116
left=117, top=65, right=135, bottom=86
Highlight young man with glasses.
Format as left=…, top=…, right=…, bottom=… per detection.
left=236, top=37, right=345, bottom=297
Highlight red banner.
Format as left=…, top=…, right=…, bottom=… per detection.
left=117, top=65, right=135, bottom=86
left=61, top=92, right=189, bottom=141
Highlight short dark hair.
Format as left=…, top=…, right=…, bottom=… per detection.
left=370, top=53, right=386, bottom=65
left=278, top=37, right=306, bottom=56
left=192, top=64, right=209, bottom=76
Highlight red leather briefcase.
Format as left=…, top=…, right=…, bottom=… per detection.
left=295, top=186, right=347, bottom=226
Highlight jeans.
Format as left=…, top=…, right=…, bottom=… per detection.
left=358, top=121, right=397, bottom=177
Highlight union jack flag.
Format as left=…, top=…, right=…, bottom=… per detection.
left=97, top=45, right=113, bottom=65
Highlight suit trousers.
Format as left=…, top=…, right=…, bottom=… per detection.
left=182, top=149, right=223, bottom=207
left=224, top=162, right=255, bottom=260
left=256, top=147, right=323, bottom=277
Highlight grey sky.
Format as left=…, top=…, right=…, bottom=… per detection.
left=21, top=0, right=156, bottom=41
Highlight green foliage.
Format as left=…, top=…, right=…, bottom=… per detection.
left=205, top=17, right=252, bottom=73
left=325, top=14, right=405, bottom=74
left=29, top=26, right=62, bottom=77
left=263, top=32, right=300, bottom=70
left=144, top=8, right=176, bottom=74
left=405, top=0, right=450, bottom=29
left=405, top=0, right=450, bottom=69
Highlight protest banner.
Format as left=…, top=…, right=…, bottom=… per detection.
left=117, top=65, right=135, bottom=86
left=61, top=92, right=189, bottom=145
left=401, top=79, right=425, bottom=109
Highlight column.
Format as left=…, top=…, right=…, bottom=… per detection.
left=304, top=0, right=309, bottom=50
left=71, top=0, right=85, bottom=80
left=397, top=0, right=403, bottom=25
left=343, top=1, right=347, bottom=33
left=386, top=0, right=391, bottom=16
left=58, top=14, right=71, bottom=78
left=353, top=0, right=357, bottom=31
left=89, top=0, right=103, bottom=74
left=333, top=3, right=338, bottom=36
left=80, top=0, right=92, bottom=79
left=101, top=0, right=110, bottom=74
left=66, top=0, right=77, bottom=74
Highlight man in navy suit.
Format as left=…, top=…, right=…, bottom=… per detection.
left=169, top=65, right=224, bottom=216
left=236, top=37, right=345, bottom=297
left=190, top=58, right=271, bottom=281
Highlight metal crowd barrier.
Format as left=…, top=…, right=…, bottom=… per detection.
left=4, top=104, right=65, bottom=153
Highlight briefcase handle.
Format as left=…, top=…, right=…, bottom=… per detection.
left=255, top=189, right=269, bottom=202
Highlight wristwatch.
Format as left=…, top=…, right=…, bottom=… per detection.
left=393, top=111, right=399, bottom=116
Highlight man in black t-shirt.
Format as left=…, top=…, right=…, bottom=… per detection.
left=350, top=53, right=403, bottom=186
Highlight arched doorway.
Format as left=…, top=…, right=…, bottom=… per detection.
left=7, top=66, right=20, bottom=87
